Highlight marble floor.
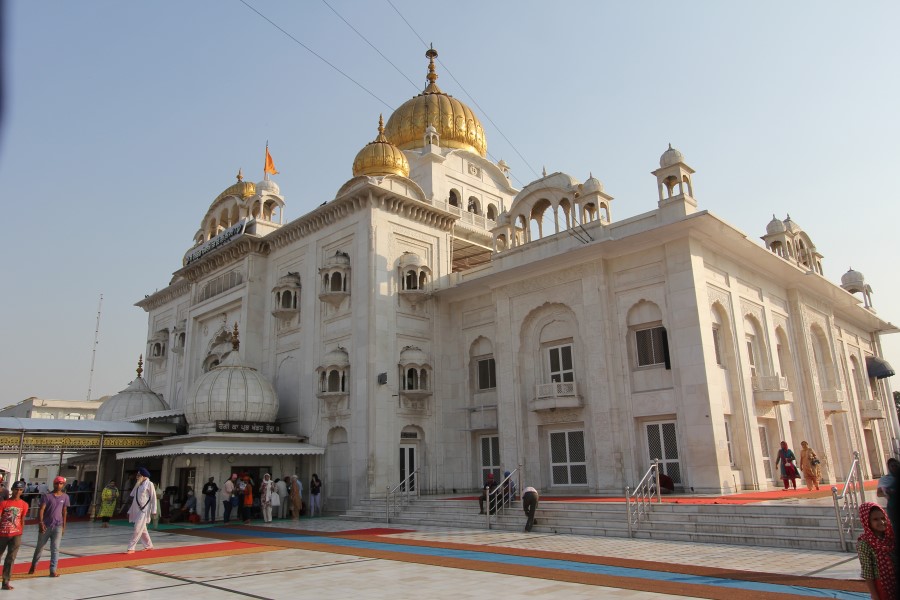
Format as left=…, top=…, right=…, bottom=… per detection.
left=3, top=517, right=867, bottom=599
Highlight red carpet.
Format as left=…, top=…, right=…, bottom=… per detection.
left=19, top=541, right=275, bottom=576
left=449, top=479, right=878, bottom=505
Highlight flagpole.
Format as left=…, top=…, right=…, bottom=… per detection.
left=264, top=140, right=269, bottom=181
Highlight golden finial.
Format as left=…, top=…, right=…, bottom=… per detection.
left=236, top=169, right=244, bottom=183
left=378, top=114, right=385, bottom=135
left=136, top=355, right=144, bottom=379
left=231, top=322, right=240, bottom=351
left=424, top=45, right=441, bottom=93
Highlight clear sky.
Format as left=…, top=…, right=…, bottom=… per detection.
left=1, top=1, right=897, bottom=404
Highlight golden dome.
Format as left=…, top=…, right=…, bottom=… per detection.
left=384, top=48, right=487, bottom=158
left=352, top=115, right=410, bottom=178
left=214, top=169, right=256, bottom=204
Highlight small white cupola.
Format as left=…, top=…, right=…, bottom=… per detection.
left=272, top=272, right=302, bottom=320
left=651, top=144, right=696, bottom=218
left=398, top=252, right=431, bottom=304
left=317, top=346, right=350, bottom=414
left=319, top=251, right=351, bottom=307
left=841, top=267, right=874, bottom=309
left=398, top=345, right=432, bottom=412
left=578, top=172, right=614, bottom=224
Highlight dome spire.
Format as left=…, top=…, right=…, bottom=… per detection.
left=375, top=114, right=387, bottom=142
left=231, top=322, right=240, bottom=351
left=424, top=45, right=442, bottom=94
left=236, top=168, right=244, bottom=183
left=136, top=354, right=144, bottom=379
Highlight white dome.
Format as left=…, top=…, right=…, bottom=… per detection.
left=582, top=173, right=604, bottom=194
left=766, top=214, right=786, bottom=235
left=256, top=178, right=280, bottom=195
left=841, top=268, right=866, bottom=289
left=325, top=251, right=351, bottom=268
left=783, top=215, right=801, bottom=233
left=321, top=347, right=350, bottom=369
left=184, top=352, right=278, bottom=433
left=96, top=376, right=168, bottom=421
left=659, top=144, right=685, bottom=168
left=399, top=252, right=423, bottom=269
left=399, top=346, right=429, bottom=367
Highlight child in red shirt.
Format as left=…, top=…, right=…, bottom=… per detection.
left=0, top=481, right=29, bottom=590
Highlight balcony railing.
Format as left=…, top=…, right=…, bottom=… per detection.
left=822, top=389, right=847, bottom=413
left=751, top=374, right=792, bottom=405
left=530, top=382, right=581, bottom=412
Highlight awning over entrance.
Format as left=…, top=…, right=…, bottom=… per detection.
left=115, top=440, right=325, bottom=460
left=866, top=356, right=895, bottom=379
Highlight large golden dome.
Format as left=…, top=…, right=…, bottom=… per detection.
left=384, top=48, right=487, bottom=158
left=352, top=115, right=410, bottom=177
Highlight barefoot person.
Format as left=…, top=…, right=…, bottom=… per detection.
left=125, top=467, right=157, bottom=554
left=0, top=482, right=29, bottom=590
left=29, top=476, right=69, bottom=577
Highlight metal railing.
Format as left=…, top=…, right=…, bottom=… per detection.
left=626, top=460, right=661, bottom=537
left=385, top=468, right=419, bottom=523
left=832, top=450, right=865, bottom=552
left=485, top=468, right=519, bottom=529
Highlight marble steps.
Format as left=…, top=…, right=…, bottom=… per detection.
left=340, top=497, right=847, bottom=551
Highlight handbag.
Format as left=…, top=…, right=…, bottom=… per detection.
left=270, top=492, right=281, bottom=507
left=811, top=457, right=821, bottom=466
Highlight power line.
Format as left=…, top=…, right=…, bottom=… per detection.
left=321, top=0, right=420, bottom=92
left=238, top=0, right=394, bottom=111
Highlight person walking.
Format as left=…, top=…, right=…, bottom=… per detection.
left=798, top=441, right=821, bottom=491
left=201, top=477, right=219, bottom=523
left=98, top=480, right=119, bottom=527
left=275, top=476, right=289, bottom=519
left=125, top=467, right=157, bottom=554
left=241, top=475, right=253, bottom=524
left=309, top=474, right=323, bottom=517
left=775, top=441, right=798, bottom=490
left=0, top=481, right=29, bottom=589
left=222, top=473, right=237, bottom=523
left=522, top=486, right=539, bottom=532
left=290, top=475, right=302, bottom=520
left=259, top=474, right=275, bottom=523
left=29, top=475, right=69, bottom=577
left=857, top=502, right=896, bottom=599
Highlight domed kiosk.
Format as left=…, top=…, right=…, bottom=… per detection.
left=95, top=356, right=169, bottom=422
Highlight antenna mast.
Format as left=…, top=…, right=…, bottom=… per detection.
left=86, top=293, right=103, bottom=400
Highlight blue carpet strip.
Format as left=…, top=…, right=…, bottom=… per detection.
left=213, top=527, right=866, bottom=599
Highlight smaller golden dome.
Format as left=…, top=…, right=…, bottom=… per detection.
left=352, top=115, right=410, bottom=178
left=214, top=169, right=256, bottom=204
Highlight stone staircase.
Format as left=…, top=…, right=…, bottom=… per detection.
left=339, top=496, right=850, bottom=552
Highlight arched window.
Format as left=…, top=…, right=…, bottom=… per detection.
left=331, top=272, right=343, bottom=292
left=405, top=270, right=418, bottom=290
left=486, top=204, right=497, bottom=220
left=328, top=370, right=341, bottom=392
left=449, top=190, right=460, bottom=207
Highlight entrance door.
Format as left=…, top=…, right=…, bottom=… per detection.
left=758, top=424, right=774, bottom=482
left=645, top=421, right=682, bottom=484
left=479, top=435, right=500, bottom=484
left=399, top=444, right=416, bottom=491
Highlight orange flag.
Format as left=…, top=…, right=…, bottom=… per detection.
left=264, top=145, right=279, bottom=175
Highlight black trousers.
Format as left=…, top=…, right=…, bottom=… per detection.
left=223, top=500, right=233, bottom=522
left=522, top=491, right=538, bottom=532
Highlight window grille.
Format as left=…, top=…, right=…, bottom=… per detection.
left=480, top=435, right=500, bottom=482
left=197, top=271, right=243, bottom=303
left=724, top=419, right=734, bottom=466
left=636, top=327, right=668, bottom=367
left=646, top=422, right=681, bottom=483
left=550, top=430, right=587, bottom=486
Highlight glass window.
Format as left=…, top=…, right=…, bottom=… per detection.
left=636, top=326, right=667, bottom=367
left=477, top=358, right=496, bottom=390
left=547, top=344, right=574, bottom=383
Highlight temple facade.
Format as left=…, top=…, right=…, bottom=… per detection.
left=130, top=49, right=897, bottom=510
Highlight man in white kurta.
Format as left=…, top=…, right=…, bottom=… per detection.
left=126, top=468, right=157, bottom=553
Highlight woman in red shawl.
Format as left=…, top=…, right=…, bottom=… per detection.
left=857, top=502, right=896, bottom=599
left=241, top=475, right=253, bottom=524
